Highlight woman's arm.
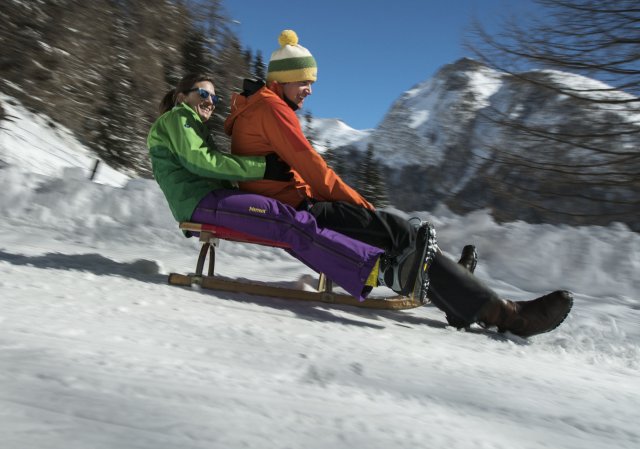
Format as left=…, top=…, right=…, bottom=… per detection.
left=164, top=107, right=266, bottom=181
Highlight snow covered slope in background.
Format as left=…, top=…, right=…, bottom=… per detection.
left=0, top=92, right=128, bottom=187
left=1, top=94, right=639, bottom=449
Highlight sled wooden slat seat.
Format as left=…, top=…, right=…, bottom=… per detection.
left=168, top=221, right=422, bottom=310
left=178, top=222, right=293, bottom=249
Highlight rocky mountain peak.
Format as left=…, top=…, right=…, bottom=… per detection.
left=331, top=58, right=639, bottom=231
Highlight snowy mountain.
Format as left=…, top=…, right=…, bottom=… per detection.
left=1, top=94, right=640, bottom=449
left=360, top=58, right=503, bottom=169
left=302, top=116, right=371, bottom=153
left=333, top=58, right=640, bottom=231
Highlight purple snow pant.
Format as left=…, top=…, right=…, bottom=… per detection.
left=190, top=190, right=384, bottom=300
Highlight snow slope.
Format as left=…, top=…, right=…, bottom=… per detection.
left=0, top=92, right=129, bottom=186
left=1, top=95, right=639, bottom=449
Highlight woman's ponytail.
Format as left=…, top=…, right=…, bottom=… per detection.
left=158, top=88, right=177, bottom=115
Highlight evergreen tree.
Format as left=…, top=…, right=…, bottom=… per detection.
left=243, top=48, right=252, bottom=70
left=322, top=139, right=338, bottom=170
left=357, top=143, right=389, bottom=207
left=303, top=110, right=316, bottom=147
left=0, top=0, right=257, bottom=176
left=95, top=0, right=142, bottom=173
left=182, top=29, right=210, bottom=75
left=253, top=50, right=266, bottom=80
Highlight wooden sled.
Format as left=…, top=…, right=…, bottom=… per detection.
left=168, top=222, right=422, bottom=310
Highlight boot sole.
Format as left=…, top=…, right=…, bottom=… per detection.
left=513, top=290, right=574, bottom=337
left=542, top=291, right=574, bottom=335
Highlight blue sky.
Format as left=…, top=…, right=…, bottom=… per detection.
left=224, top=0, right=537, bottom=130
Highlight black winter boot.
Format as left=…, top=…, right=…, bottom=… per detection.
left=457, top=245, right=477, bottom=273
left=426, top=253, right=573, bottom=337
left=477, top=290, right=573, bottom=337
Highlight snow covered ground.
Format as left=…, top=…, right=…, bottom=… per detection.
left=1, top=95, right=639, bottom=449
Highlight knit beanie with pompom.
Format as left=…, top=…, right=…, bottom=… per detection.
left=266, top=30, right=317, bottom=83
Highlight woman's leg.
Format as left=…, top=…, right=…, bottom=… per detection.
left=307, top=201, right=432, bottom=295
left=191, top=190, right=383, bottom=300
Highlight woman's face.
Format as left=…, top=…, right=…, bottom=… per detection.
left=282, top=80, right=313, bottom=108
left=179, top=80, right=217, bottom=121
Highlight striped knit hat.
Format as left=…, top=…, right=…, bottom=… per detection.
left=266, top=30, right=317, bottom=83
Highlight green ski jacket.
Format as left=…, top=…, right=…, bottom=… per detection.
left=147, top=103, right=267, bottom=222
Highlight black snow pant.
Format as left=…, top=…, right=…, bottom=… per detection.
left=427, top=253, right=499, bottom=325
left=304, top=200, right=496, bottom=325
left=304, top=200, right=416, bottom=257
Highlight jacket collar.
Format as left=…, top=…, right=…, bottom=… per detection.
left=267, top=81, right=298, bottom=111
left=242, top=79, right=298, bottom=111
left=241, top=78, right=265, bottom=97
left=175, top=102, right=203, bottom=123
left=224, top=80, right=299, bottom=136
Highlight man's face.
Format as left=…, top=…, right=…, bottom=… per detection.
left=282, top=80, right=313, bottom=108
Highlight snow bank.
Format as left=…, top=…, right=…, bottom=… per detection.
left=0, top=92, right=129, bottom=186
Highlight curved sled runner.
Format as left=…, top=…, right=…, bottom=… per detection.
left=168, top=222, right=422, bottom=310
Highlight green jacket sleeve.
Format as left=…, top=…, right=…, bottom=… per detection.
left=163, top=105, right=266, bottom=181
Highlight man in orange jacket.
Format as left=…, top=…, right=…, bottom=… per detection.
left=224, top=31, right=422, bottom=283
left=223, top=30, right=573, bottom=337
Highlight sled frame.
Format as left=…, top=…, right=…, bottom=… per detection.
left=168, top=222, right=422, bottom=310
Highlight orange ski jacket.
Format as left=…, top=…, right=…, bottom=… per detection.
left=224, top=83, right=374, bottom=210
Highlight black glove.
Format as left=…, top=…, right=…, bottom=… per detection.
left=263, top=153, right=293, bottom=181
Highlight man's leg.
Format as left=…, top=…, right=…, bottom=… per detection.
left=427, top=252, right=573, bottom=337
left=307, top=201, right=415, bottom=257
left=190, top=190, right=383, bottom=299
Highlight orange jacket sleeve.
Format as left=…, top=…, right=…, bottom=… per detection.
left=264, top=100, right=374, bottom=210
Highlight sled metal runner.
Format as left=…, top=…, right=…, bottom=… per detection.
left=168, top=222, right=422, bottom=310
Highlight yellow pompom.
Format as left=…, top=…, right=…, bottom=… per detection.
left=278, top=29, right=299, bottom=47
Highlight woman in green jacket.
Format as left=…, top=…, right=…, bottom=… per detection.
left=147, top=73, right=384, bottom=299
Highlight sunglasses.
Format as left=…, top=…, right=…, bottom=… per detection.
left=187, top=87, right=220, bottom=105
